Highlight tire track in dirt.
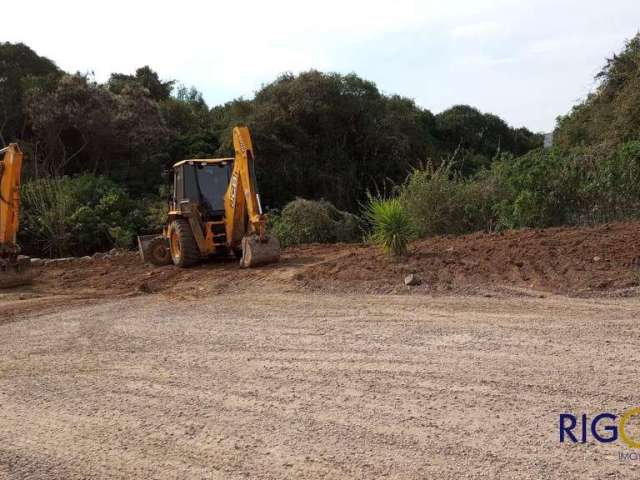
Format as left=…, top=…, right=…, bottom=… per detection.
left=1, top=293, right=639, bottom=478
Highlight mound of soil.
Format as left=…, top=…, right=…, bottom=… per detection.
left=294, top=222, right=640, bottom=295
left=3, top=222, right=639, bottom=319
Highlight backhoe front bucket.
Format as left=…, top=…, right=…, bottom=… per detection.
left=138, top=235, right=158, bottom=262
left=240, top=235, right=280, bottom=268
left=0, top=256, right=35, bottom=289
left=138, top=234, right=172, bottom=266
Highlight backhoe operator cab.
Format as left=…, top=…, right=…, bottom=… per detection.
left=175, top=159, right=234, bottom=216
left=169, top=158, right=236, bottom=262
left=138, top=126, right=280, bottom=269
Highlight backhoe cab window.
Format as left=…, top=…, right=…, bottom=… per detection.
left=182, top=163, right=232, bottom=213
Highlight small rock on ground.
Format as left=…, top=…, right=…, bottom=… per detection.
left=404, top=274, right=421, bottom=286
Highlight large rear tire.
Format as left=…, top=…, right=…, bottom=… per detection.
left=169, top=219, right=200, bottom=267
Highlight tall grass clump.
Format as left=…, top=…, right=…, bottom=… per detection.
left=20, top=177, right=78, bottom=257
left=365, top=195, right=414, bottom=256
left=400, top=161, right=497, bottom=237
left=19, top=174, right=157, bottom=257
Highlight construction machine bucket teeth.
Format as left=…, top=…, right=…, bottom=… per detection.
left=240, top=235, right=281, bottom=268
left=0, top=256, right=35, bottom=289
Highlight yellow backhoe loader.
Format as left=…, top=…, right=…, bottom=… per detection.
left=138, top=126, right=280, bottom=268
left=0, top=143, right=33, bottom=288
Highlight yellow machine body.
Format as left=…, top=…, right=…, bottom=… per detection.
left=138, top=127, right=280, bottom=268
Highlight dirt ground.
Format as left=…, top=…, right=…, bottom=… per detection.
left=3, top=221, right=640, bottom=321
left=1, top=222, right=640, bottom=478
left=1, top=292, right=640, bottom=479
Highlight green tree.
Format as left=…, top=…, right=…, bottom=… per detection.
left=25, top=73, right=170, bottom=191
left=0, top=42, right=59, bottom=144
left=161, top=85, right=218, bottom=161
left=107, top=65, right=174, bottom=101
left=435, top=105, right=541, bottom=176
left=213, top=70, right=439, bottom=210
left=555, top=33, right=640, bottom=147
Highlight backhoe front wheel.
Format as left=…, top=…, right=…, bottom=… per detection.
left=169, top=219, right=200, bottom=267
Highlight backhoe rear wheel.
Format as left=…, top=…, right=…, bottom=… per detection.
left=169, top=219, right=200, bottom=267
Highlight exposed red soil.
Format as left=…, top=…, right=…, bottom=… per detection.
left=3, top=222, right=639, bottom=319
left=297, top=221, right=640, bottom=295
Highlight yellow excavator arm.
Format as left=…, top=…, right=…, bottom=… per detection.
left=0, top=143, right=33, bottom=288
left=224, top=126, right=266, bottom=244
left=224, top=126, right=279, bottom=267
left=0, top=144, right=23, bottom=255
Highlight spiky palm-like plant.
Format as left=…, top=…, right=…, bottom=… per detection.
left=365, top=196, right=414, bottom=256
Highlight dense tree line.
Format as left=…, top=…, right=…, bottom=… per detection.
left=212, top=71, right=541, bottom=209
left=1, top=41, right=541, bottom=212
left=5, top=33, right=639, bottom=258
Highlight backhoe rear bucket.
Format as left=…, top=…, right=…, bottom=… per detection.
left=0, top=256, right=35, bottom=289
left=240, top=235, right=280, bottom=268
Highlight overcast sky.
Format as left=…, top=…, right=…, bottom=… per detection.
left=6, top=0, right=639, bottom=132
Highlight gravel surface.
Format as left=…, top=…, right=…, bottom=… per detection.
left=1, top=292, right=639, bottom=479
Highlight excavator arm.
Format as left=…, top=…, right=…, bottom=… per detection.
left=224, top=127, right=280, bottom=267
left=224, top=126, right=266, bottom=243
left=0, top=144, right=23, bottom=256
left=0, top=143, right=33, bottom=287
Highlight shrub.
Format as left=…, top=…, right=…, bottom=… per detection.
left=143, top=197, right=169, bottom=233
left=365, top=196, right=414, bottom=256
left=20, top=177, right=77, bottom=257
left=334, top=212, right=362, bottom=243
left=19, top=174, right=157, bottom=257
left=490, top=149, right=577, bottom=229
left=490, top=142, right=640, bottom=228
left=108, top=226, right=136, bottom=250
left=576, top=140, right=640, bottom=223
left=322, top=201, right=363, bottom=243
left=268, top=198, right=363, bottom=247
left=400, top=161, right=497, bottom=237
